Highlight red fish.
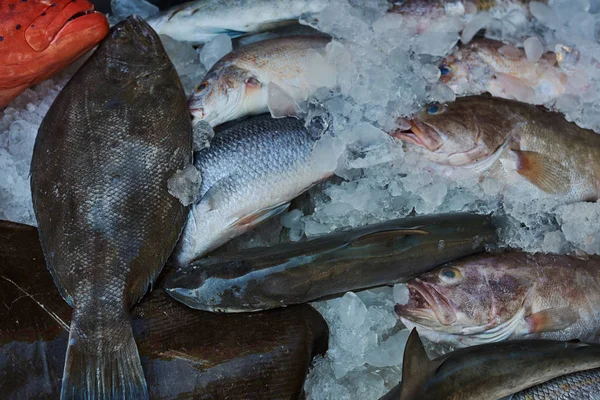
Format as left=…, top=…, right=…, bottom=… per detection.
left=0, top=0, right=109, bottom=107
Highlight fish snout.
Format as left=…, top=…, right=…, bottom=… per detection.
left=189, top=107, right=205, bottom=122
left=390, top=119, right=444, bottom=152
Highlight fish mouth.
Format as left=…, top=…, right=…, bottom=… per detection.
left=390, top=119, right=444, bottom=152
left=395, top=280, right=457, bottom=326
left=26, top=1, right=108, bottom=52
left=190, top=107, right=205, bottom=122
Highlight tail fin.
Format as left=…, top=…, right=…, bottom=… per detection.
left=60, top=318, right=149, bottom=400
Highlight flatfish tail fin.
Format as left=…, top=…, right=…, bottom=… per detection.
left=60, top=315, right=148, bottom=400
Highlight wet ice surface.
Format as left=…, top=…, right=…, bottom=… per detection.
left=3, top=1, right=600, bottom=399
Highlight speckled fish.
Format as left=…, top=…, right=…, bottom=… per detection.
left=0, top=0, right=109, bottom=108
left=395, top=251, right=600, bottom=348
left=172, top=113, right=334, bottom=267
left=30, top=17, right=192, bottom=399
left=391, top=95, right=600, bottom=202
left=0, top=220, right=328, bottom=400
left=147, top=0, right=326, bottom=44
left=439, top=38, right=567, bottom=104
left=512, top=368, right=600, bottom=399
left=166, top=213, right=497, bottom=312
left=188, top=35, right=334, bottom=127
left=381, top=329, right=600, bottom=400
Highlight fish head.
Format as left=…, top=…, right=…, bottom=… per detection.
left=189, top=64, right=261, bottom=127
left=395, top=255, right=532, bottom=338
left=392, top=96, right=517, bottom=167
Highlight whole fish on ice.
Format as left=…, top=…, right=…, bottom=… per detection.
left=147, top=0, right=326, bottom=44
left=395, top=251, right=600, bottom=347
left=189, top=35, right=334, bottom=127
left=512, top=368, right=600, bottom=399
left=30, top=16, right=192, bottom=399
left=0, top=0, right=109, bottom=107
left=172, top=113, right=334, bottom=267
left=381, top=329, right=600, bottom=400
left=392, top=95, right=600, bottom=202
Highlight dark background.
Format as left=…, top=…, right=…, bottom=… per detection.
left=90, top=0, right=189, bottom=15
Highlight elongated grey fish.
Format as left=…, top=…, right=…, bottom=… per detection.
left=172, top=113, right=334, bottom=267
left=30, top=16, right=192, bottom=399
left=146, top=0, right=327, bottom=44
left=512, top=368, right=600, bottom=399
left=166, top=213, right=497, bottom=312
left=380, top=329, right=600, bottom=400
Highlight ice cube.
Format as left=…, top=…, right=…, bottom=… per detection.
left=192, top=120, right=215, bottom=151
left=110, top=0, right=158, bottom=20
left=339, top=292, right=368, bottom=328
left=199, top=34, right=233, bottom=70
left=364, top=330, right=410, bottom=367
left=167, top=165, right=202, bottom=206
left=393, top=284, right=409, bottom=305
left=529, top=2, right=559, bottom=29
left=461, top=12, right=492, bottom=44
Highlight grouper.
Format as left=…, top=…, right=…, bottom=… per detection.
left=30, top=16, right=192, bottom=399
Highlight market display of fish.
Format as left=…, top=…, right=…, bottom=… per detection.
left=146, top=0, right=326, bottom=44
left=0, top=0, right=109, bottom=107
left=380, top=329, right=600, bottom=400
left=439, top=38, right=567, bottom=104
left=392, top=95, right=600, bottom=202
left=395, top=251, right=600, bottom=347
left=172, top=113, right=334, bottom=267
left=166, top=213, right=497, bottom=312
left=29, top=16, right=192, bottom=399
left=0, top=220, right=328, bottom=400
left=188, top=35, right=333, bottom=127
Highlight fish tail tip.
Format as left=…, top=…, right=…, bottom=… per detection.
left=60, top=329, right=148, bottom=400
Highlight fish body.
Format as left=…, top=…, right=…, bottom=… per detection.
left=189, top=35, right=333, bottom=127
left=173, top=114, right=332, bottom=267
left=388, top=329, right=600, bottom=400
left=166, top=213, right=497, bottom=312
left=0, top=220, right=328, bottom=400
left=392, top=95, right=600, bottom=202
left=147, top=0, right=326, bottom=44
left=512, top=368, right=600, bottom=399
left=440, top=38, right=567, bottom=104
left=0, top=0, right=109, bottom=107
left=30, top=16, right=192, bottom=399
left=395, top=252, right=600, bottom=347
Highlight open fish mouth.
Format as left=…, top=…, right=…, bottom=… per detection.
left=395, top=280, right=457, bottom=326
left=390, top=119, right=444, bottom=152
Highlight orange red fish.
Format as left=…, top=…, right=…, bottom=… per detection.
left=0, top=0, right=109, bottom=107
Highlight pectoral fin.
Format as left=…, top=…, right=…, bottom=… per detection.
left=526, top=307, right=579, bottom=333
left=512, top=149, right=571, bottom=194
left=230, top=202, right=290, bottom=231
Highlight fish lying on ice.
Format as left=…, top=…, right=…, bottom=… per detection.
left=172, top=113, right=334, bottom=267
left=166, top=213, right=497, bottom=312
left=146, top=0, right=326, bottom=44
left=0, top=220, right=328, bottom=400
left=439, top=38, right=567, bottom=104
left=30, top=16, right=192, bottom=399
left=395, top=251, right=600, bottom=347
left=380, top=329, right=600, bottom=400
left=0, top=0, right=109, bottom=107
left=512, top=368, right=600, bottom=399
left=188, top=35, right=334, bottom=127
left=391, top=95, right=600, bottom=202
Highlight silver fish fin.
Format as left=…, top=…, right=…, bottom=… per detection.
left=512, top=149, right=571, bottom=194
left=267, top=82, right=304, bottom=119
left=197, top=175, right=236, bottom=211
left=230, top=202, right=290, bottom=231
left=399, top=329, right=442, bottom=397
left=526, top=307, right=579, bottom=334
left=61, top=314, right=148, bottom=400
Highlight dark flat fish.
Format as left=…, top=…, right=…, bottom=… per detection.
left=29, top=16, right=192, bottom=399
left=165, top=212, right=497, bottom=312
left=0, top=220, right=328, bottom=400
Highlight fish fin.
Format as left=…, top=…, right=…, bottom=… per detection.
left=348, top=229, right=430, bottom=248
left=512, top=149, right=571, bottom=194
left=526, top=307, right=579, bottom=333
left=230, top=202, right=290, bottom=231
left=490, top=73, right=535, bottom=103
left=267, top=82, right=304, bottom=119
left=197, top=175, right=236, bottom=211
left=61, top=314, right=148, bottom=399
left=399, top=329, right=442, bottom=397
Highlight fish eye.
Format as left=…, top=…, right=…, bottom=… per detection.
left=439, top=267, right=462, bottom=283
left=196, top=81, right=209, bottom=92
left=427, top=103, right=446, bottom=115
left=439, top=65, right=451, bottom=76
left=245, top=77, right=261, bottom=87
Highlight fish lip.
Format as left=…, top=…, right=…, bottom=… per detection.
left=395, top=279, right=457, bottom=326
left=391, top=119, right=444, bottom=152
left=190, top=107, right=205, bottom=121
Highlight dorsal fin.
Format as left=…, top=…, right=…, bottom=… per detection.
left=400, top=329, right=441, bottom=398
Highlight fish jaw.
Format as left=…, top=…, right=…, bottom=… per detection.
left=395, top=279, right=457, bottom=326
left=391, top=119, right=445, bottom=152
